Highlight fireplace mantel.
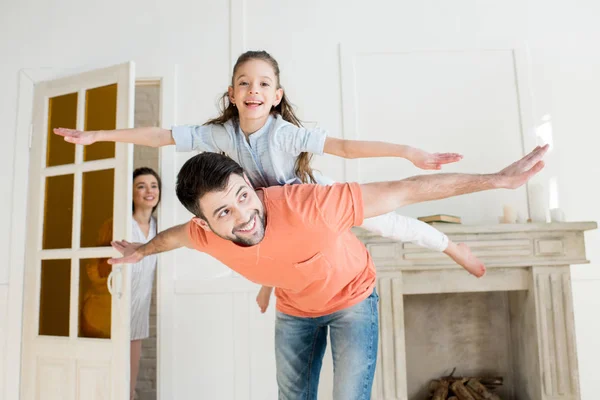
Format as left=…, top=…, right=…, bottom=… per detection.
left=356, top=221, right=596, bottom=269
left=355, top=221, right=597, bottom=400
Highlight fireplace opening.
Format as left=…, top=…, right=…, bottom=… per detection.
left=403, top=291, right=527, bottom=400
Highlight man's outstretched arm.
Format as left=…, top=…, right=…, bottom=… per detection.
left=361, top=145, right=548, bottom=219
left=108, top=223, right=192, bottom=264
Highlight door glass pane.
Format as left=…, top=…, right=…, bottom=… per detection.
left=79, top=258, right=112, bottom=339
left=47, top=93, right=77, bottom=167
left=81, top=169, right=114, bottom=247
left=84, top=84, right=117, bottom=161
left=43, top=174, right=74, bottom=249
left=39, top=259, right=71, bottom=337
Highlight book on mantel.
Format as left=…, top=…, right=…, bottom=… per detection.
left=417, top=214, right=462, bottom=224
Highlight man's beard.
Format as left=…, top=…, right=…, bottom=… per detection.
left=211, top=210, right=266, bottom=246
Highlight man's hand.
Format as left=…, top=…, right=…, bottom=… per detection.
left=409, top=149, right=463, bottom=170
left=53, top=128, right=98, bottom=145
left=495, top=145, right=548, bottom=189
left=106, top=223, right=190, bottom=264
left=108, top=240, right=144, bottom=265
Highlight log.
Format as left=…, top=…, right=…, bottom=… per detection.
left=429, top=378, right=471, bottom=392
left=449, top=397, right=458, bottom=400
left=429, top=380, right=440, bottom=394
left=451, top=381, right=477, bottom=400
left=467, top=379, right=502, bottom=400
left=432, top=379, right=449, bottom=400
left=466, top=386, right=486, bottom=400
left=467, top=379, right=493, bottom=399
left=477, top=378, right=503, bottom=387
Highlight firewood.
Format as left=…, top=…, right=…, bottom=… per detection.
left=451, top=381, right=477, bottom=400
left=432, top=379, right=449, bottom=400
left=440, top=376, right=503, bottom=386
left=467, top=379, right=502, bottom=400
left=477, top=378, right=503, bottom=387
left=466, top=386, right=486, bottom=400
left=449, top=397, right=458, bottom=400
left=429, top=378, right=483, bottom=392
left=429, top=380, right=440, bottom=394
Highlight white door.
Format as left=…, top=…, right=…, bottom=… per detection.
left=20, top=63, right=136, bottom=400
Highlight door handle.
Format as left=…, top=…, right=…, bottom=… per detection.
left=106, top=266, right=123, bottom=299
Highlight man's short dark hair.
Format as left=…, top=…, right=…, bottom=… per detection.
left=176, top=152, right=245, bottom=219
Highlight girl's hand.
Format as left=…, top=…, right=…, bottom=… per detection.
left=256, top=286, right=272, bottom=313
left=409, top=149, right=463, bottom=170
left=53, top=128, right=98, bottom=145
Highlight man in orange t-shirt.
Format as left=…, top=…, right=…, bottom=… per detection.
left=112, top=147, right=547, bottom=399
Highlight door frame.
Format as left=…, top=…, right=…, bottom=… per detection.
left=6, top=63, right=177, bottom=400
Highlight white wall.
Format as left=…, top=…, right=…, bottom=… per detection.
left=524, top=3, right=600, bottom=396
left=1, top=0, right=599, bottom=399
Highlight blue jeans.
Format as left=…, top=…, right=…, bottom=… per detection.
left=275, top=289, right=379, bottom=400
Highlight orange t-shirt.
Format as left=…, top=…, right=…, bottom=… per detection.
left=187, top=182, right=376, bottom=317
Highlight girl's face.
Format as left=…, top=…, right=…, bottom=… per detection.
left=228, top=59, right=283, bottom=124
left=133, top=174, right=160, bottom=211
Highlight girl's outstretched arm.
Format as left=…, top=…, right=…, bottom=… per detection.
left=323, top=137, right=462, bottom=170
left=53, top=127, right=175, bottom=148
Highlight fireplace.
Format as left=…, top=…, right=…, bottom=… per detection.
left=355, top=222, right=596, bottom=400
left=404, top=291, right=515, bottom=399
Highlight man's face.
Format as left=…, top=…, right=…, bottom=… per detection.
left=192, top=174, right=266, bottom=246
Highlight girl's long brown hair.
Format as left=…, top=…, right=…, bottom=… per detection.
left=205, top=50, right=316, bottom=183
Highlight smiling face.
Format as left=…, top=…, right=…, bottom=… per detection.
left=192, top=173, right=266, bottom=246
left=227, top=58, right=284, bottom=129
left=132, top=174, right=160, bottom=212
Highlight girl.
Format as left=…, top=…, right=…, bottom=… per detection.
left=54, top=50, right=485, bottom=314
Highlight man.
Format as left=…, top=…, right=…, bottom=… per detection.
left=110, top=145, right=547, bottom=400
